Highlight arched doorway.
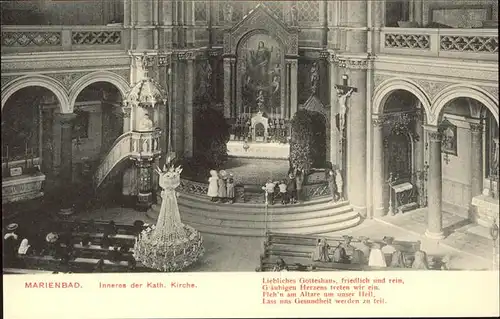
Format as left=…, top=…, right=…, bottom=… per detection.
left=437, top=96, right=499, bottom=225
left=1, top=86, right=59, bottom=200
left=379, top=89, right=427, bottom=215
left=72, top=81, right=124, bottom=204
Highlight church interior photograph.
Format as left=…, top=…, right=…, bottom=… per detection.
left=1, top=0, right=498, bottom=273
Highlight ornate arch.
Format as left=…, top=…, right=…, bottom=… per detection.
left=224, top=3, right=298, bottom=56
left=432, top=84, right=499, bottom=125
left=372, top=77, right=432, bottom=121
left=1, top=75, right=70, bottom=113
left=68, top=70, right=130, bottom=113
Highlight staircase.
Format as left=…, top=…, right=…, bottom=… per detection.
left=93, top=130, right=162, bottom=189
left=148, top=191, right=362, bottom=237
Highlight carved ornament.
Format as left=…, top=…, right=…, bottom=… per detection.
left=1, top=75, right=19, bottom=90
left=412, top=78, right=450, bottom=102
left=46, top=71, right=91, bottom=91
left=469, top=123, right=483, bottom=133
left=224, top=4, right=299, bottom=56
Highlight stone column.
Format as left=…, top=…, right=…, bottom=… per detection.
left=286, top=59, right=298, bottom=116
left=328, top=54, right=339, bottom=166
left=184, top=56, right=194, bottom=158
left=122, top=106, right=132, bottom=132
left=470, top=122, right=484, bottom=198
left=425, top=125, right=445, bottom=239
left=57, top=113, right=77, bottom=209
left=413, top=0, right=423, bottom=26
left=223, top=57, right=232, bottom=118
left=134, top=0, right=154, bottom=50
left=372, top=115, right=385, bottom=217
left=345, top=1, right=368, bottom=218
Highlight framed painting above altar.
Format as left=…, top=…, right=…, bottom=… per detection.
left=440, top=119, right=457, bottom=156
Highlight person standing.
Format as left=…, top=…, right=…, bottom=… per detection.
left=325, top=162, right=337, bottom=202
left=217, top=170, right=228, bottom=203
left=287, top=172, right=297, bottom=204
left=263, top=179, right=277, bottom=205
left=295, top=170, right=304, bottom=203
left=278, top=180, right=288, bottom=205
left=207, top=170, right=219, bottom=202
left=226, top=173, right=235, bottom=204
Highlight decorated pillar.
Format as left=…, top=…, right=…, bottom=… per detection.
left=132, top=157, right=154, bottom=210
left=57, top=113, right=77, bottom=211
left=184, top=55, right=195, bottom=158
left=470, top=122, right=484, bottom=198
left=372, top=114, right=385, bottom=217
left=223, top=57, right=233, bottom=118
left=328, top=54, right=339, bottom=165
left=425, top=125, right=445, bottom=239
left=286, top=58, right=298, bottom=117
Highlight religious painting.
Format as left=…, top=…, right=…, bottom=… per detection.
left=239, top=33, right=283, bottom=117
left=440, top=119, right=457, bottom=156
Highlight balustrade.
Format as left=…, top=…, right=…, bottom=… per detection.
left=1, top=25, right=126, bottom=54
left=380, top=28, right=498, bottom=60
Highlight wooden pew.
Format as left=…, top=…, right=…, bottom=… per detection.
left=3, top=268, right=56, bottom=274
left=55, top=220, right=146, bottom=236
left=260, top=232, right=425, bottom=271
left=16, top=255, right=151, bottom=273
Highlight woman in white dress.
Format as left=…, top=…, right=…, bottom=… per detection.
left=368, top=242, right=387, bottom=268
left=207, top=170, right=219, bottom=202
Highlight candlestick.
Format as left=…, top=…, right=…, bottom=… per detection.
left=25, top=142, right=28, bottom=169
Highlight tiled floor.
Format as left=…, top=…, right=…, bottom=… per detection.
left=69, top=205, right=496, bottom=271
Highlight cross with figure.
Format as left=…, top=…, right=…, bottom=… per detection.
left=334, top=75, right=358, bottom=137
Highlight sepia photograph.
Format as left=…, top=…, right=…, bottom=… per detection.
left=1, top=0, right=499, bottom=317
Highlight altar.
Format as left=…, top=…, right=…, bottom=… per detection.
left=471, top=194, right=500, bottom=227
left=226, top=141, right=289, bottom=159
left=2, top=172, right=45, bottom=204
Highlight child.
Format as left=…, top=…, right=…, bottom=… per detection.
left=226, top=174, right=235, bottom=204
left=207, top=170, right=219, bottom=202
left=263, top=179, right=277, bottom=205
left=287, top=173, right=297, bottom=204
left=217, top=170, right=228, bottom=203
left=278, top=180, right=288, bottom=205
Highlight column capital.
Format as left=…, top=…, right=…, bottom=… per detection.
left=371, top=115, right=385, bottom=127
left=121, top=106, right=132, bottom=118
left=56, top=113, right=77, bottom=126
left=470, top=122, right=484, bottom=133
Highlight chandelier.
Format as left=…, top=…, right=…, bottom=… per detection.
left=133, top=156, right=204, bottom=271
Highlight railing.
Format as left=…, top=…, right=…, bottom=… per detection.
left=380, top=28, right=498, bottom=61
left=93, top=130, right=162, bottom=189
left=1, top=25, right=127, bottom=54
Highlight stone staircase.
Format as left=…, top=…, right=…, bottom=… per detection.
left=147, top=192, right=362, bottom=237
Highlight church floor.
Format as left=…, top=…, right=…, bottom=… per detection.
left=69, top=205, right=495, bottom=271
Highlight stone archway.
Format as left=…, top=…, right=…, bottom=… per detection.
left=1, top=75, right=70, bottom=113
left=68, top=71, right=130, bottom=113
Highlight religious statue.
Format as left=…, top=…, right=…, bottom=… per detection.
left=491, top=138, right=499, bottom=176
left=290, top=5, right=298, bottom=26
left=138, top=112, right=154, bottom=132
left=256, top=90, right=265, bottom=112
left=335, top=168, right=344, bottom=201
left=249, top=41, right=272, bottom=87
left=310, top=62, right=320, bottom=94
left=337, top=88, right=354, bottom=134
left=223, top=3, right=233, bottom=23
left=271, top=75, right=280, bottom=94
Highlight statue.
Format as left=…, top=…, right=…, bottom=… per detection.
left=271, top=75, right=280, bottom=94
left=249, top=41, right=272, bottom=87
left=256, top=90, right=265, bottom=112
left=335, top=167, right=344, bottom=201
left=337, top=88, right=354, bottom=134
left=310, top=62, right=320, bottom=94
left=138, top=112, right=154, bottom=132
left=290, top=6, right=298, bottom=26
left=223, top=3, right=233, bottom=23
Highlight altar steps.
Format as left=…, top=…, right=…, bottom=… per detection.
left=149, top=193, right=361, bottom=237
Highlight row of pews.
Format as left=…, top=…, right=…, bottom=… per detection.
left=4, top=220, right=154, bottom=274
left=258, top=232, right=434, bottom=271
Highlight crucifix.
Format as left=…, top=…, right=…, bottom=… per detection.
left=334, top=74, right=358, bottom=173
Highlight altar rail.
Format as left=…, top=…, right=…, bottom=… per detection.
left=1, top=25, right=127, bottom=54
left=380, top=28, right=498, bottom=61
left=177, top=178, right=330, bottom=201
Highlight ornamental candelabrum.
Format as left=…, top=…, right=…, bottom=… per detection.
left=133, top=155, right=204, bottom=272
